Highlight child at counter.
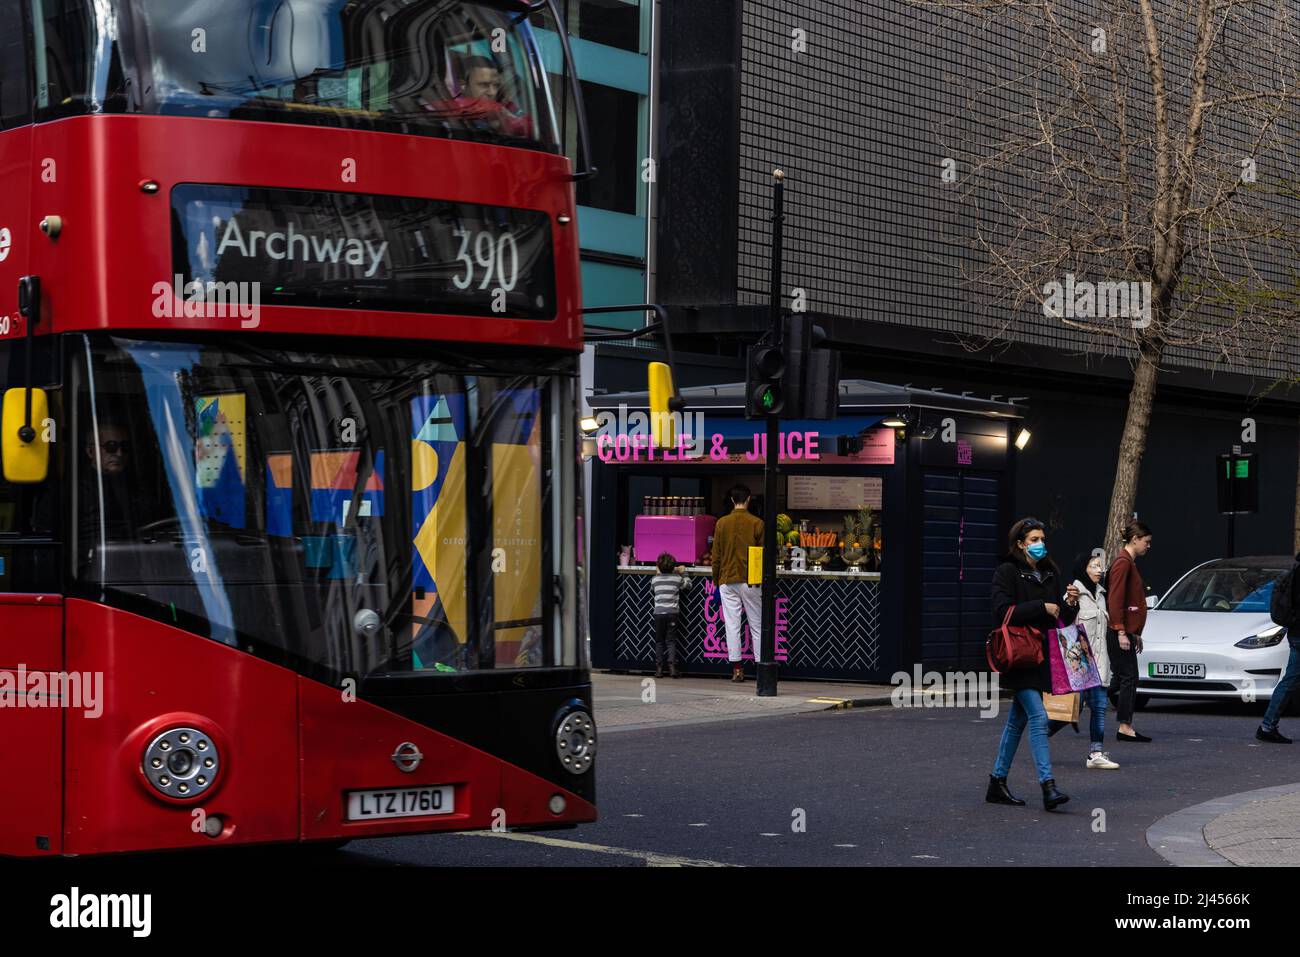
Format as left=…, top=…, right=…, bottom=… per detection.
left=651, top=552, right=693, bottom=678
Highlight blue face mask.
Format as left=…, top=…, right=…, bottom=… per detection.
left=1026, top=542, right=1048, bottom=560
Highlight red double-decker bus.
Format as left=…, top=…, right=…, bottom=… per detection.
left=0, top=0, right=596, bottom=856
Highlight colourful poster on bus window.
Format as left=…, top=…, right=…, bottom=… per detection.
left=308, top=449, right=385, bottom=523
left=410, top=393, right=469, bottom=671
left=196, top=394, right=247, bottom=529
left=266, top=454, right=293, bottom=537
left=491, top=387, right=542, bottom=667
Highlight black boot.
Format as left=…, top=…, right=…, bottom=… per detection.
left=1041, top=779, right=1069, bottom=811
left=985, top=775, right=1025, bottom=806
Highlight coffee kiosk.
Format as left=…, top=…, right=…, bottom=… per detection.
left=587, top=379, right=1023, bottom=681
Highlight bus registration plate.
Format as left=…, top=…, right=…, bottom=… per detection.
left=346, top=786, right=455, bottom=820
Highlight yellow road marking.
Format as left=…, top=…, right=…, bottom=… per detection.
left=455, top=829, right=735, bottom=867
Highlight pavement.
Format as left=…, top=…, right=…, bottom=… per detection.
left=1149, top=781, right=1300, bottom=866
left=591, top=670, right=895, bottom=732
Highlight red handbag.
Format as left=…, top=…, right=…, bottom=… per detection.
left=986, top=604, right=1044, bottom=672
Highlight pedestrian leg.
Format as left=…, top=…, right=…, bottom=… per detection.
left=992, top=693, right=1029, bottom=778
left=719, top=584, right=744, bottom=661
left=1019, top=691, right=1055, bottom=784
left=739, top=583, right=763, bottom=663
left=719, top=584, right=745, bottom=680
left=653, top=616, right=668, bottom=677
left=1260, top=645, right=1300, bottom=736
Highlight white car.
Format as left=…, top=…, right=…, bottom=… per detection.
left=1136, top=556, right=1294, bottom=707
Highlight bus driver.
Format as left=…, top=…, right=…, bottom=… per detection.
left=78, top=421, right=160, bottom=544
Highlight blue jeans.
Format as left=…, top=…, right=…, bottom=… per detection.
left=1084, top=685, right=1107, bottom=752
left=1262, top=644, right=1300, bottom=731
left=1047, top=686, right=1110, bottom=751
left=993, top=689, right=1054, bottom=783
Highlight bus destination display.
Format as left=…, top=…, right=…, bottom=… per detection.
left=171, top=184, right=556, bottom=319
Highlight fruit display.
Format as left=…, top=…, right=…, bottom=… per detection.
left=803, top=530, right=838, bottom=548
left=776, top=513, right=793, bottom=535
left=839, top=507, right=875, bottom=547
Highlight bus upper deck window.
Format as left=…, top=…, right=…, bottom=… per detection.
left=98, top=1, right=560, bottom=152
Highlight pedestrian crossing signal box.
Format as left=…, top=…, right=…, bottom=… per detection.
left=1216, top=452, right=1258, bottom=514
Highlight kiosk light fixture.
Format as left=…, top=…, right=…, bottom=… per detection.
left=1015, top=428, right=1032, bottom=450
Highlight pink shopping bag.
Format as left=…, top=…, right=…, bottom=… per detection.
left=1048, top=619, right=1103, bottom=694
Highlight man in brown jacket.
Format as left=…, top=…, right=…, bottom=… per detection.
left=712, top=484, right=765, bottom=681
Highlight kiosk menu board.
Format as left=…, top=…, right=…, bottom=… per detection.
left=787, top=475, right=882, bottom=511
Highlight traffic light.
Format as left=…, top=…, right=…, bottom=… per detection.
left=1217, top=452, right=1258, bottom=514
left=746, top=342, right=785, bottom=418
left=783, top=314, right=840, bottom=419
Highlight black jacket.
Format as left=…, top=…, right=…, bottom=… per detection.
left=991, top=552, right=1079, bottom=692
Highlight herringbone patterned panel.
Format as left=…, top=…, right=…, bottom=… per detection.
left=613, top=574, right=881, bottom=673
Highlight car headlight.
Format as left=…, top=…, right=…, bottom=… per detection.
left=1235, top=624, right=1287, bottom=649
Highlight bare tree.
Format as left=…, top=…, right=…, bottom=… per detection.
left=921, top=0, right=1300, bottom=558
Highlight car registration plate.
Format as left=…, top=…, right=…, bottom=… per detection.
left=1148, top=662, right=1206, bottom=678
left=346, top=785, right=455, bottom=821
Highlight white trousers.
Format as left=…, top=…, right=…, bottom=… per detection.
left=719, top=583, right=763, bottom=663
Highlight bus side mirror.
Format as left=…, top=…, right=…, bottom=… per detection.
left=1145, top=595, right=1158, bottom=608
left=648, top=361, right=676, bottom=449
left=2, top=388, right=50, bottom=483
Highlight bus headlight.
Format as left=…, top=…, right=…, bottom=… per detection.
left=555, top=710, right=596, bottom=774
left=143, top=727, right=219, bottom=799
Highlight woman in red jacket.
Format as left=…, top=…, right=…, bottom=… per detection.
left=1106, top=521, right=1154, bottom=742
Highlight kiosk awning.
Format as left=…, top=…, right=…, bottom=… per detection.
left=700, top=415, right=886, bottom=439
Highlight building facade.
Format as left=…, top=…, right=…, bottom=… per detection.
left=536, top=0, right=655, bottom=329
left=638, top=0, right=1300, bottom=607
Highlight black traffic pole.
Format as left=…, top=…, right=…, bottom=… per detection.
left=1227, top=451, right=1237, bottom=559
left=756, top=169, right=784, bottom=697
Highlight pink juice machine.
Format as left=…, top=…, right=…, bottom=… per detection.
left=634, top=515, right=717, bottom=565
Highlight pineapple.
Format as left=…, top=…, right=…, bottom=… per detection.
left=842, top=514, right=859, bottom=546
left=857, top=506, right=875, bottom=540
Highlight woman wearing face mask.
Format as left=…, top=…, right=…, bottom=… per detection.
left=986, top=518, right=1081, bottom=811
left=1052, top=551, right=1119, bottom=770
left=1107, top=521, right=1154, bottom=742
